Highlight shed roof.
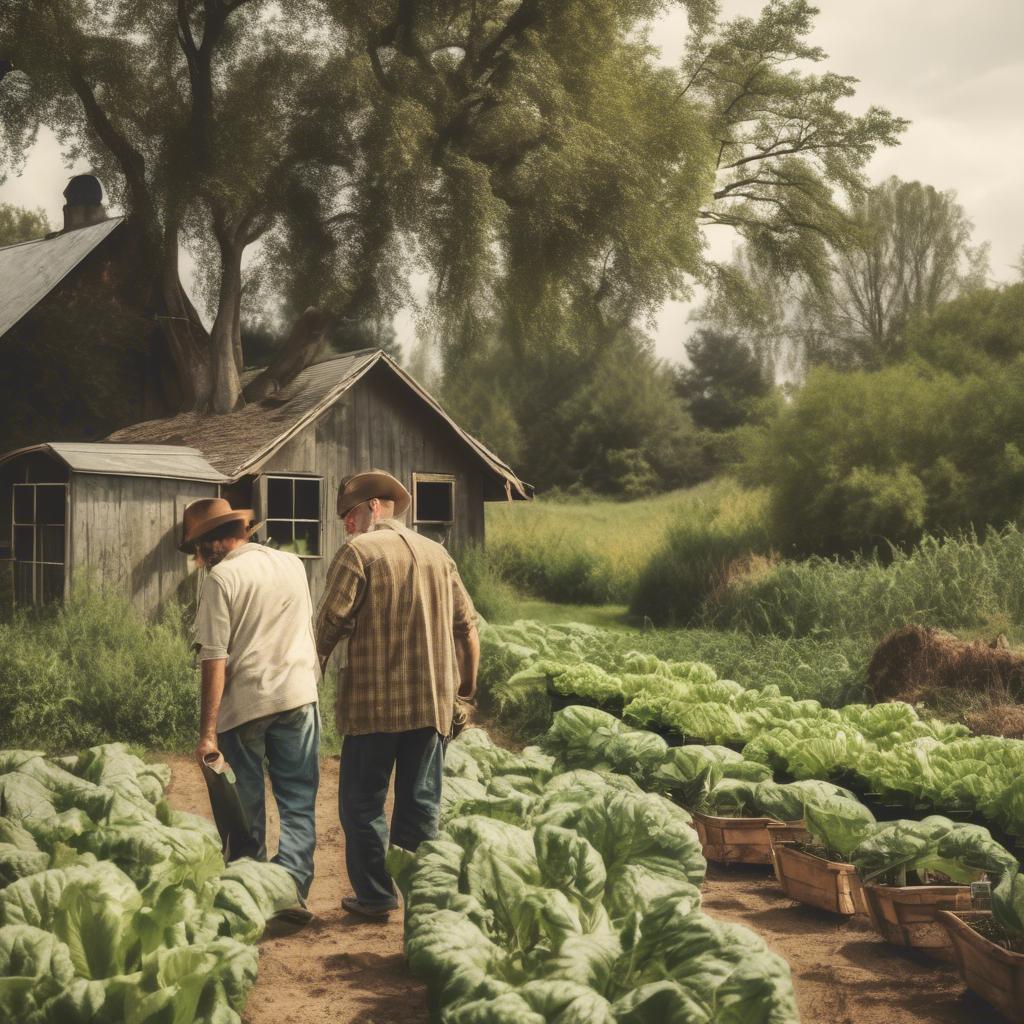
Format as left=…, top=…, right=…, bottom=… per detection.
left=0, top=218, right=125, bottom=339
left=0, top=442, right=230, bottom=483
left=106, top=350, right=531, bottom=498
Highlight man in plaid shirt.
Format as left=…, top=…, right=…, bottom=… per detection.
left=315, top=470, right=479, bottom=917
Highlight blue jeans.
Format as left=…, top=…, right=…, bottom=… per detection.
left=218, top=702, right=320, bottom=899
left=339, top=727, right=444, bottom=908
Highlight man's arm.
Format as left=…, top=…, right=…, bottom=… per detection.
left=196, top=659, right=226, bottom=764
left=315, top=546, right=366, bottom=671
left=455, top=625, right=480, bottom=700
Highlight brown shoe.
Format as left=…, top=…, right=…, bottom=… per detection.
left=342, top=895, right=398, bottom=918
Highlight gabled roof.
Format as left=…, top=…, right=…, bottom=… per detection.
left=106, top=350, right=531, bottom=499
left=0, top=218, right=125, bottom=339
left=0, top=442, right=229, bottom=483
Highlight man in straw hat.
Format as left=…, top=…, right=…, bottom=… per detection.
left=316, top=470, right=479, bottom=918
left=182, top=497, right=321, bottom=922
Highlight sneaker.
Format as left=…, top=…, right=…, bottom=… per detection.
left=341, top=895, right=398, bottom=918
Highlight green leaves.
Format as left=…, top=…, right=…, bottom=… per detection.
left=0, top=744, right=296, bottom=1023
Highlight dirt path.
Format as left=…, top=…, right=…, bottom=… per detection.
left=702, top=863, right=989, bottom=1024
left=164, top=755, right=991, bottom=1024
left=164, top=754, right=427, bottom=1024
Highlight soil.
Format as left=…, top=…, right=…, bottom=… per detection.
left=163, top=753, right=428, bottom=1024
left=163, top=755, right=991, bottom=1024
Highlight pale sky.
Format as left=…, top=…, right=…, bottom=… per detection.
left=2, top=1, right=1022, bottom=364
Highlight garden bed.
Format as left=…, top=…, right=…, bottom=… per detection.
left=862, top=883, right=973, bottom=959
left=940, top=910, right=1024, bottom=1022
left=693, top=810, right=781, bottom=864
left=772, top=842, right=866, bottom=916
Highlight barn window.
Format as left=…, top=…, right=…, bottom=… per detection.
left=413, top=474, right=456, bottom=525
left=264, top=476, right=321, bottom=558
left=11, top=483, right=66, bottom=605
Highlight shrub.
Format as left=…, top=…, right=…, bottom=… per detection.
left=630, top=487, right=770, bottom=625
left=455, top=545, right=521, bottom=623
left=0, top=583, right=197, bottom=752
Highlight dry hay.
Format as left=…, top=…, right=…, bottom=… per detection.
left=867, top=625, right=1024, bottom=709
left=964, top=704, right=1024, bottom=739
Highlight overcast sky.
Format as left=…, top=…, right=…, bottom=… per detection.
left=2, top=1, right=1021, bottom=364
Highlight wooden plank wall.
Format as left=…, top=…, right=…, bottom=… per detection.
left=261, top=364, right=488, bottom=606
left=69, top=474, right=218, bottom=616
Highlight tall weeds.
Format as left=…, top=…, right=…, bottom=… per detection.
left=709, top=528, right=1024, bottom=640
left=0, top=583, right=197, bottom=752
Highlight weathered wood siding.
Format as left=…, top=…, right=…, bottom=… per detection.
left=259, top=364, right=487, bottom=605
left=68, top=474, right=218, bottom=616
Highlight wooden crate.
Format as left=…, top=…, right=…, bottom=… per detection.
left=862, top=883, right=973, bottom=959
left=692, top=811, right=779, bottom=865
left=766, top=821, right=810, bottom=882
left=939, top=910, right=1024, bottom=1023
left=772, top=842, right=866, bottom=916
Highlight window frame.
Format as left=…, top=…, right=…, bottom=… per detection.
left=262, top=474, right=323, bottom=560
left=11, top=482, right=68, bottom=606
left=412, top=472, right=457, bottom=526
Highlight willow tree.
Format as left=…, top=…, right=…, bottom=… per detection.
left=1, top=0, right=364, bottom=413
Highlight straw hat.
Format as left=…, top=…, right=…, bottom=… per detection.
left=337, top=470, right=411, bottom=518
left=179, top=498, right=259, bottom=553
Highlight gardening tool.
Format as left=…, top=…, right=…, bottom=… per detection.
left=201, top=752, right=261, bottom=861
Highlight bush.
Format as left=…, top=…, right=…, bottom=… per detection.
left=630, top=487, right=770, bottom=625
left=0, top=583, right=197, bottom=752
left=455, top=545, right=521, bottom=623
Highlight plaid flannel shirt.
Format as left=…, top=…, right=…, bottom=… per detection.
left=314, top=519, right=476, bottom=736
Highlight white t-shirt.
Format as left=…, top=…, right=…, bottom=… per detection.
left=194, top=543, right=320, bottom=733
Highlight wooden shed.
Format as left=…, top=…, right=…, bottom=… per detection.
left=0, top=348, right=529, bottom=614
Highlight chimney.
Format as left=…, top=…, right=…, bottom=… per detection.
left=61, top=174, right=107, bottom=232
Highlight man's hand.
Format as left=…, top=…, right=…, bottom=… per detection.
left=195, top=735, right=219, bottom=767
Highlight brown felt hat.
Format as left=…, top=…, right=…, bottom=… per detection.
left=337, top=470, right=411, bottom=519
left=179, top=498, right=259, bottom=553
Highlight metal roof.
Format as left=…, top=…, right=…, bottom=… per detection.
left=106, top=350, right=531, bottom=498
left=0, top=442, right=230, bottom=483
left=0, top=218, right=125, bottom=339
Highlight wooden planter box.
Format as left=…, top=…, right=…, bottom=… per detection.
left=772, top=842, right=866, bottom=916
left=939, top=910, right=1024, bottom=1023
left=862, top=883, right=973, bottom=959
left=693, top=811, right=780, bottom=865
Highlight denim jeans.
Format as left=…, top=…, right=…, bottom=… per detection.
left=218, top=702, right=320, bottom=899
left=339, top=727, right=444, bottom=908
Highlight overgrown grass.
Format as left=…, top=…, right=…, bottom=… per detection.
left=709, top=527, right=1024, bottom=641
left=0, top=584, right=197, bottom=752
left=486, top=480, right=768, bottom=607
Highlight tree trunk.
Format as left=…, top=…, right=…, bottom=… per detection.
left=210, top=241, right=245, bottom=413
left=154, top=224, right=214, bottom=412
left=244, top=308, right=331, bottom=401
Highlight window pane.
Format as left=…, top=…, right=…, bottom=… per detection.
left=267, top=478, right=293, bottom=519
left=40, top=525, right=65, bottom=564
left=13, top=486, right=33, bottom=524
left=35, top=486, right=66, bottom=525
left=294, top=521, right=320, bottom=557
left=266, top=520, right=294, bottom=549
left=14, top=562, right=33, bottom=605
left=416, top=480, right=454, bottom=522
left=14, top=526, right=33, bottom=562
left=42, top=564, right=64, bottom=604
left=295, top=479, right=320, bottom=520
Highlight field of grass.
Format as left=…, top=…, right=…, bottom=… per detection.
left=483, top=479, right=769, bottom=608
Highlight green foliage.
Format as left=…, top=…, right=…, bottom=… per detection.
left=392, top=727, right=798, bottom=1022
left=630, top=488, right=771, bottom=625
left=0, top=203, right=49, bottom=246
left=711, top=528, right=1024, bottom=640
left=677, top=329, right=772, bottom=432
left=739, top=357, right=1024, bottom=554
left=456, top=546, right=521, bottom=625
left=0, top=744, right=299, bottom=1022
left=487, top=480, right=767, bottom=609
left=0, top=584, right=196, bottom=753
